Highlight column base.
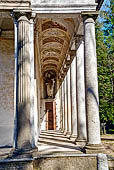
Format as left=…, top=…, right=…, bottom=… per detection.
left=70, top=135, right=77, bottom=144
left=66, top=132, right=72, bottom=139
left=9, top=147, right=38, bottom=159
left=76, top=138, right=87, bottom=146
left=84, top=143, right=105, bottom=154
left=60, top=128, right=64, bottom=133
left=64, top=131, right=67, bottom=136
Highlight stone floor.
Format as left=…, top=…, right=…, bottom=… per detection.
left=37, top=130, right=84, bottom=155
left=101, top=134, right=114, bottom=157
left=0, top=131, right=113, bottom=158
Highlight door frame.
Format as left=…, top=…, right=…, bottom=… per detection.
left=45, top=100, right=56, bottom=130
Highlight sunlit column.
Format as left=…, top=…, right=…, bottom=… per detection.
left=16, top=14, right=32, bottom=149
left=67, top=68, right=72, bottom=138
left=83, top=15, right=101, bottom=146
left=64, top=76, right=68, bottom=135
left=77, top=39, right=87, bottom=140
left=62, top=81, right=65, bottom=132
left=70, top=56, right=77, bottom=140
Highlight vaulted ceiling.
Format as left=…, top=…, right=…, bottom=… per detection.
left=36, top=18, right=76, bottom=76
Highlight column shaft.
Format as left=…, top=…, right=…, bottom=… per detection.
left=71, top=57, right=77, bottom=137
left=64, top=77, right=68, bottom=135
left=17, top=15, right=31, bottom=149
left=30, top=18, right=37, bottom=147
left=77, top=40, right=87, bottom=140
left=67, top=68, right=72, bottom=136
left=62, top=81, right=65, bottom=131
left=60, top=85, right=63, bottom=131
left=13, top=20, right=18, bottom=148
left=84, top=17, right=101, bottom=145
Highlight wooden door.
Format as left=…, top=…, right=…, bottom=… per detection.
left=45, top=102, right=56, bottom=130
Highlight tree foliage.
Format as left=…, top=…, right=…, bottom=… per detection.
left=96, top=0, right=114, bottom=131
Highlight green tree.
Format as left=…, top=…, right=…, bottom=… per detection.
left=96, top=0, right=114, bottom=133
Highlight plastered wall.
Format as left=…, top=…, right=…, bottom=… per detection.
left=0, top=38, right=14, bottom=146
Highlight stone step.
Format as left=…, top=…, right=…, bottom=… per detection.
left=38, top=137, right=77, bottom=147
left=40, top=130, right=65, bottom=136
left=38, top=130, right=84, bottom=155
left=39, top=134, right=72, bottom=143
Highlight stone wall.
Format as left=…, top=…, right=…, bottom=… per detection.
left=34, top=156, right=97, bottom=170
left=0, top=161, right=33, bottom=170
left=0, top=38, right=14, bottom=146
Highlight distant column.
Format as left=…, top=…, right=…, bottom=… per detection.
left=70, top=56, right=77, bottom=140
left=83, top=14, right=101, bottom=148
left=76, top=39, right=87, bottom=140
left=64, top=76, right=68, bottom=135
left=67, top=68, right=72, bottom=138
left=60, top=84, right=63, bottom=131
left=62, top=81, right=65, bottom=132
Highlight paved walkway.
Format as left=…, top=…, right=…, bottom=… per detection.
left=37, top=130, right=84, bottom=155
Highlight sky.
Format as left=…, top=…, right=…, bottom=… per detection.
left=101, top=0, right=110, bottom=11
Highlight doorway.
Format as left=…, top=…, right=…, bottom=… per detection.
left=45, top=102, right=56, bottom=130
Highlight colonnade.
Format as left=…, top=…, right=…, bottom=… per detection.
left=12, top=12, right=102, bottom=153
left=59, top=15, right=102, bottom=152
left=60, top=40, right=87, bottom=142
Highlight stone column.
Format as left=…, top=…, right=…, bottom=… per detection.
left=64, top=76, right=68, bottom=135
left=83, top=14, right=102, bottom=151
left=70, top=56, right=77, bottom=141
left=60, top=85, right=63, bottom=131
left=16, top=14, right=32, bottom=150
left=67, top=68, right=72, bottom=138
left=76, top=39, right=87, bottom=140
left=29, top=18, right=38, bottom=147
left=62, top=81, right=65, bottom=132
left=13, top=18, right=18, bottom=148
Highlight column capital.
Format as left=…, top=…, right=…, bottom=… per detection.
left=11, top=10, right=33, bottom=22
left=81, top=11, right=99, bottom=22
left=75, top=35, right=84, bottom=44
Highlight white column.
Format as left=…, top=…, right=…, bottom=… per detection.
left=84, top=16, right=101, bottom=145
left=62, top=81, right=65, bottom=132
left=16, top=15, right=32, bottom=149
left=64, top=77, right=68, bottom=135
left=77, top=40, right=87, bottom=140
left=71, top=57, right=77, bottom=138
left=34, top=79, right=38, bottom=145
left=13, top=19, right=18, bottom=148
left=60, top=85, right=63, bottom=131
left=30, top=18, right=38, bottom=147
left=67, top=68, right=72, bottom=137
left=56, top=89, right=60, bottom=130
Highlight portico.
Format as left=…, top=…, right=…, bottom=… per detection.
left=0, top=0, right=104, bottom=155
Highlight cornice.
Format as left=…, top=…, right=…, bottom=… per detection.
left=0, top=0, right=30, bottom=3
left=0, top=0, right=30, bottom=10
